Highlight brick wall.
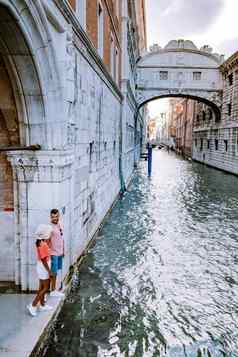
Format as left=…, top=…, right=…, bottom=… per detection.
left=103, top=7, right=111, bottom=71
left=86, top=0, right=98, bottom=48
left=86, top=0, right=121, bottom=83
left=68, top=0, right=76, bottom=11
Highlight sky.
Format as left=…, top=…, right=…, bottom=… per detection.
left=145, top=0, right=238, bottom=118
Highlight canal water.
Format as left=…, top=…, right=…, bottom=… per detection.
left=44, top=150, right=238, bottom=357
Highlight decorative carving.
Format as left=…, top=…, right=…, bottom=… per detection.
left=66, top=26, right=77, bottom=104
left=176, top=55, right=185, bottom=65
left=6, top=151, right=74, bottom=183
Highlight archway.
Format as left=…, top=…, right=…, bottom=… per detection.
left=0, top=53, right=20, bottom=282
left=0, top=2, right=62, bottom=288
left=134, top=93, right=220, bottom=164
left=137, top=93, right=221, bottom=121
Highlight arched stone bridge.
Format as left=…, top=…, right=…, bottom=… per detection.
left=136, top=40, right=224, bottom=119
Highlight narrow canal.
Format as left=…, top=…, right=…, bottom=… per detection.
left=43, top=150, right=238, bottom=357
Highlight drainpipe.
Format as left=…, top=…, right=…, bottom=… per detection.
left=134, top=106, right=139, bottom=168
left=119, top=102, right=126, bottom=194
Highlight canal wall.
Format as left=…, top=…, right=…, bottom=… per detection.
left=193, top=127, right=238, bottom=176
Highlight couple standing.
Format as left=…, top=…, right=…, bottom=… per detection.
left=27, top=209, right=65, bottom=317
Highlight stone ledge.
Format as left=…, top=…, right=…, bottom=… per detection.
left=0, top=294, right=64, bottom=357
left=6, top=150, right=74, bottom=183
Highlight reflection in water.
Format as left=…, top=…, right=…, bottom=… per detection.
left=44, top=151, right=238, bottom=356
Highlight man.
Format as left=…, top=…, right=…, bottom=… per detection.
left=49, top=208, right=65, bottom=297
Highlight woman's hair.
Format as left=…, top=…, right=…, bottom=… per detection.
left=35, top=239, right=42, bottom=247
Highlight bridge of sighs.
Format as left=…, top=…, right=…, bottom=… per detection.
left=135, top=40, right=224, bottom=120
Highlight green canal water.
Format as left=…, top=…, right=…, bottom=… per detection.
left=43, top=150, right=238, bottom=356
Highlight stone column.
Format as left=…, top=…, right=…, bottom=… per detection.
left=7, top=150, right=74, bottom=291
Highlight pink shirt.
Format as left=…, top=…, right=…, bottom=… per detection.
left=50, top=223, right=64, bottom=256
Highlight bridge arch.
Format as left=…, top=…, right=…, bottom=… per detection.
left=137, top=92, right=221, bottom=121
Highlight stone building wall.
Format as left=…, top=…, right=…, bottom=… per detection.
left=168, top=98, right=194, bottom=158
left=192, top=51, right=238, bottom=175
left=120, top=0, right=147, bottom=185
left=0, top=0, right=146, bottom=290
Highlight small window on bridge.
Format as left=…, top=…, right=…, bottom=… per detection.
left=193, top=72, right=202, bottom=80
left=159, top=71, right=168, bottom=80
left=195, top=138, right=197, bottom=147
left=224, top=140, right=228, bottom=152
left=202, top=111, right=206, bottom=121
left=215, top=139, right=219, bottom=151
left=207, top=139, right=210, bottom=149
left=228, top=73, right=233, bottom=86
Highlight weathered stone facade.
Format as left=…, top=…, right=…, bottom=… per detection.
left=193, top=51, right=238, bottom=174
left=0, top=0, right=146, bottom=290
left=121, top=0, right=147, bottom=182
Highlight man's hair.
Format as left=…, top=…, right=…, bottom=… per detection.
left=50, top=208, right=59, bottom=215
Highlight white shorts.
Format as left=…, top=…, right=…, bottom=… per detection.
left=36, top=260, right=51, bottom=280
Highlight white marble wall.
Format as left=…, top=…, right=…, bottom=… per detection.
left=0, top=0, right=142, bottom=290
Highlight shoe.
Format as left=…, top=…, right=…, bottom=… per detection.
left=27, top=304, right=37, bottom=317
left=50, top=290, right=65, bottom=298
left=39, top=304, right=53, bottom=311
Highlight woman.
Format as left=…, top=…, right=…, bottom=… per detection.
left=27, top=224, right=53, bottom=316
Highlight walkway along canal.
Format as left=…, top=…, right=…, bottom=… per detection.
left=42, top=150, right=238, bottom=356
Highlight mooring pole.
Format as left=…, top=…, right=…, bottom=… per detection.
left=147, top=142, right=152, bottom=177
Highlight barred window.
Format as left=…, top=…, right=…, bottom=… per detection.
left=159, top=71, right=168, bottom=80
left=200, top=138, right=203, bottom=151
left=193, top=72, right=202, bottom=80
left=224, top=140, right=228, bottom=152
